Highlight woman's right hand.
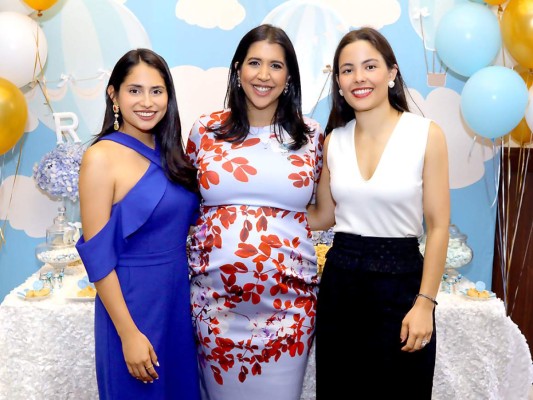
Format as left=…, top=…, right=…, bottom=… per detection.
left=121, top=330, right=159, bottom=382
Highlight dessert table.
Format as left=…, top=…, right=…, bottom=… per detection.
left=1, top=268, right=532, bottom=400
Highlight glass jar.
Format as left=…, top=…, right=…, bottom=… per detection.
left=35, top=205, right=80, bottom=274
left=446, top=223, right=473, bottom=270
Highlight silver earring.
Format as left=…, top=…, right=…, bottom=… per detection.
left=283, top=81, right=289, bottom=95
left=113, top=104, right=120, bottom=131
left=237, top=76, right=241, bottom=88
left=338, top=89, right=344, bottom=96
left=388, top=80, right=395, bottom=89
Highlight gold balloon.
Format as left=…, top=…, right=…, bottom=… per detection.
left=484, top=0, right=507, bottom=4
left=0, top=78, right=28, bottom=155
left=509, top=68, right=533, bottom=145
left=22, top=0, right=58, bottom=15
left=501, top=0, right=533, bottom=68
left=509, top=119, right=532, bottom=145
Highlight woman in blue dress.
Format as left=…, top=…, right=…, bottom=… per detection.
left=76, top=49, right=201, bottom=399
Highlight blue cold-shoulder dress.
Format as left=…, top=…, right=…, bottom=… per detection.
left=76, top=132, right=201, bottom=400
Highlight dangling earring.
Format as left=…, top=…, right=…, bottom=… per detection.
left=338, top=89, right=344, bottom=96
left=388, top=80, right=395, bottom=89
left=237, top=76, right=241, bottom=89
left=283, top=81, right=289, bottom=95
left=113, top=104, right=120, bottom=131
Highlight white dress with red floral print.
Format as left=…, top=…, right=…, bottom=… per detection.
left=187, top=110, right=323, bottom=400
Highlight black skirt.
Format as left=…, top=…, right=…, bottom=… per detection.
left=315, top=232, right=436, bottom=400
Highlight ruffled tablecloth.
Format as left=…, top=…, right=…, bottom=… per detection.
left=1, top=270, right=532, bottom=400
left=301, top=291, right=533, bottom=400
left=0, top=266, right=97, bottom=400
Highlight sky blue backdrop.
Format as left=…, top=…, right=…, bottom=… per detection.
left=0, top=0, right=501, bottom=300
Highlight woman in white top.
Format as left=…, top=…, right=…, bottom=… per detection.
left=307, top=27, right=449, bottom=399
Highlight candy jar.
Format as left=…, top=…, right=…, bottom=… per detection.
left=35, top=205, right=80, bottom=281
left=419, top=222, right=473, bottom=292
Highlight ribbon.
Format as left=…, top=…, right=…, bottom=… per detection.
left=411, top=7, right=430, bottom=19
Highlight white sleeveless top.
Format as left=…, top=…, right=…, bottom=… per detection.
left=328, top=112, right=430, bottom=238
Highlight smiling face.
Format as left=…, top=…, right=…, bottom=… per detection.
left=237, top=40, right=289, bottom=126
left=336, top=39, right=397, bottom=113
left=107, top=61, right=168, bottom=140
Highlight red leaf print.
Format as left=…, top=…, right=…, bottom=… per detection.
left=220, top=264, right=237, bottom=274
left=234, top=164, right=257, bottom=182
left=258, top=242, right=271, bottom=257
left=243, top=283, right=255, bottom=291
left=186, top=140, right=197, bottom=155
left=290, top=156, right=305, bottom=167
left=256, top=215, right=268, bottom=231
left=216, top=337, right=236, bottom=351
left=213, top=368, right=223, bottom=385
left=273, top=298, right=282, bottom=309
left=230, top=157, right=248, bottom=164
left=256, top=284, right=265, bottom=294
left=252, top=362, right=261, bottom=376
left=235, top=243, right=258, bottom=258
left=235, top=137, right=261, bottom=148
left=199, top=170, right=220, bottom=189
left=251, top=292, right=261, bottom=304
left=234, top=262, right=248, bottom=272
left=262, top=235, right=283, bottom=248
left=294, top=296, right=309, bottom=308
left=292, top=237, right=300, bottom=247
left=226, top=273, right=236, bottom=286
left=240, top=226, right=249, bottom=242
left=222, top=161, right=234, bottom=172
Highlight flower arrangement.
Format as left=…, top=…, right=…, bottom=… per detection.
left=33, top=143, right=85, bottom=202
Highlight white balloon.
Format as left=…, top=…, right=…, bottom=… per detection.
left=525, top=87, right=533, bottom=132
left=0, top=11, right=48, bottom=87
left=0, top=0, right=33, bottom=14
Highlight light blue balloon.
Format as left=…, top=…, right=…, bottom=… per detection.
left=461, top=66, right=529, bottom=139
left=469, top=0, right=486, bottom=4
left=435, top=3, right=501, bottom=77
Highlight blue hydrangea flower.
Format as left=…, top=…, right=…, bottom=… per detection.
left=33, top=143, right=85, bottom=202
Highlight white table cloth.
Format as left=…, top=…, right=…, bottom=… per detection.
left=1, top=269, right=532, bottom=400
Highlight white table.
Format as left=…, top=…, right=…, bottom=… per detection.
left=1, top=271, right=532, bottom=400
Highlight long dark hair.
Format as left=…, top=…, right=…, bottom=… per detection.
left=213, top=24, right=312, bottom=150
left=325, top=27, right=410, bottom=134
left=94, top=48, right=196, bottom=191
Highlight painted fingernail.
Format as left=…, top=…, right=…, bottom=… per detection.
left=156, top=361, right=160, bottom=367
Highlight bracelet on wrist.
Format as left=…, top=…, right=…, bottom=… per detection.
left=414, top=293, right=438, bottom=306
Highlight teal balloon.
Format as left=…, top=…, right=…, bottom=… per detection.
left=461, top=66, right=529, bottom=139
left=435, top=3, right=501, bottom=77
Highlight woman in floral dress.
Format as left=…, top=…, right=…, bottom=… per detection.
left=186, top=24, right=323, bottom=400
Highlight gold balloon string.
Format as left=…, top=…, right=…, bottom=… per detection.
left=309, top=65, right=331, bottom=119
left=489, top=139, right=503, bottom=209
left=417, top=13, right=431, bottom=75
left=496, top=5, right=509, bottom=68
left=510, top=221, right=533, bottom=317
left=507, top=147, right=529, bottom=269
left=505, top=145, right=531, bottom=314
left=31, top=23, right=55, bottom=117
left=497, top=143, right=510, bottom=309
left=0, top=134, right=27, bottom=251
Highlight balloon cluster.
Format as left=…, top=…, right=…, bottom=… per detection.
left=0, top=0, right=58, bottom=155
left=435, top=0, right=533, bottom=142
